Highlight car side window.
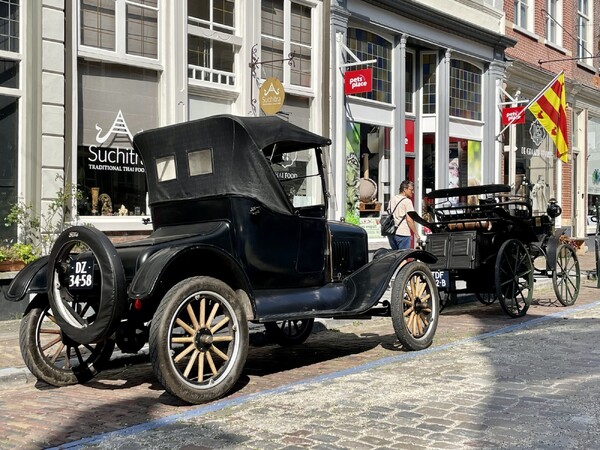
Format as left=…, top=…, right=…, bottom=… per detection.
left=156, top=155, right=177, bottom=182
left=188, top=148, right=213, bottom=176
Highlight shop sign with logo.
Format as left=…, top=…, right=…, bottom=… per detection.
left=78, top=110, right=147, bottom=216
left=344, top=68, right=372, bottom=95
left=259, top=77, right=285, bottom=115
left=502, top=106, right=525, bottom=125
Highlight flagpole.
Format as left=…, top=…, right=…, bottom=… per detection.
left=496, top=70, right=564, bottom=139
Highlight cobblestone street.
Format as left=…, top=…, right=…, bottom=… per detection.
left=0, top=254, right=598, bottom=449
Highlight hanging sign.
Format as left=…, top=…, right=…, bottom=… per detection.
left=344, top=68, right=372, bottom=95
left=259, top=77, right=285, bottom=115
left=502, top=106, right=526, bottom=125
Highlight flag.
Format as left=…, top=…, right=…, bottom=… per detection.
left=528, top=72, right=569, bottom=163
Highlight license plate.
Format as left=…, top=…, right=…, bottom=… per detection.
left=432, top=270, right=449, bottom=289
left=67, top=256, right=95, bottom=290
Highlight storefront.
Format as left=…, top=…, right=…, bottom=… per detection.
left=75, top=61, right=158, bottom=231
left=330, top=2, right=513, bottom=241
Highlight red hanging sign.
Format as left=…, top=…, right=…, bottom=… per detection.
left=344, top=68, right=372, bottom=95
left=502, top=106, right=526, bottom=125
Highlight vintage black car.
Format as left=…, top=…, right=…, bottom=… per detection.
left=7, top=115, right=439, bottom=404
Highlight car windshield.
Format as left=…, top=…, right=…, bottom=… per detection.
left=268, top=148, right=324, bottom=208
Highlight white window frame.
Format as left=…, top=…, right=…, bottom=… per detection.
left=78, top=0, right=162, bottom=70
left=577, top=0, right=593, bottom=62
left=260, top=0, right=316, bottom=96
left=514, top=0, right=533, bottom=32
left=545, top=0, right=563, bottom=47
left=187, top=0, right=241, bottom=92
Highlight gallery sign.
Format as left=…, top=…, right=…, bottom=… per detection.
left=344, top=68, right=372, bottom=95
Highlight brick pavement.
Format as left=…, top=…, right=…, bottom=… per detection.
left=0, top=251, right=597, bottom=448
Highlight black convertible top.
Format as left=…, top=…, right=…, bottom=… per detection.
left=133, top=115, right=331, bottom=215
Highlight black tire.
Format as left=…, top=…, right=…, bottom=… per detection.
left=553, top=244, right=580, bottom=306
left=19, top=295, right=115, bottom=386
left=264, top=319, right=314, bottom=346
left=495, top=239, right=533, bottom=318
left=475, top=292, right=497, bottom=305
left=47, top=226, right=126, bottom=344
left=390, top=261, right=439, bottom=350
left=149, top=276, right=249, bottom=404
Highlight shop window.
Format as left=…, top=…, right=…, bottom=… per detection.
left=261, top=0, right=313, bottom=89
left=545, top=0, right=562, bottom=46
left=188, top=0, right=237, bottom=87
left=514, top=112, right=556, bottom=214
left=346, top=28, right=391, bottom=103
left=0, top=0, right=19, bottom=53
left=422, top=53, right=436, bottom=114
left=80, top=0, right=158, bottom=60
left=587, top=116, right=600, bottom=220
left=0, top=96, right=17, bottom=241
left=449, top=59, right=482, bottom=121
left=188, top=149, right=213, bottom=176
left=577, top=0, right=592, bottom=60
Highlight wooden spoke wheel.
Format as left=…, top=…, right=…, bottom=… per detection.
left=390, top=261, right=439, bottom=350
left=475, top=292, right=497, bottom=305
left=553, top=244, right=580, bottom=306
left=149, top=276, right=248, bottom=404
left=495, top=239, right=533, bottom=318
left=20, top=295, right=114, bottom=386
left=264, top=319, right=314, bottom=346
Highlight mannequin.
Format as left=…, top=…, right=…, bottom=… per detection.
left=531, top=176, right=547, bottom=213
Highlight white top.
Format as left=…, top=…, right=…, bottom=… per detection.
left=388, top=194, right=414, bottom=236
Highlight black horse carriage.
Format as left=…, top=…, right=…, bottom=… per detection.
left=6, top=115, right=439, bottom=404
left=409, top=183, right=580, bottom=317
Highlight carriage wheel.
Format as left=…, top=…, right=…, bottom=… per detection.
left=264, top=319, right=314, bottom=346
left=475, top=292, right=497, bottom=305
left=552, top=244, right=580, bottom=306
left=390, top=261, right=439, bottom=350
left=495, top=239, right=533, bottom=318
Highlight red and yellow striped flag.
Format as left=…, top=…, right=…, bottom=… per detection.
left=528, top=72, right=569, bottom=163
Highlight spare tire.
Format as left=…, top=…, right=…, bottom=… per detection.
left=47, top=226, right=126, bottom=344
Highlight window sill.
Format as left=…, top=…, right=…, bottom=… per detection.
left=78, top=47, right=163, bottom=72
left=78, top=216, right=153, bottom=232
left=544, top=41, right=568, bottom=55
left=512, top=25, right=539, bottom=42
left=577, top=61, right=596, bottom=73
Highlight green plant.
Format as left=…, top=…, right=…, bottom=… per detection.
left=0, top=242, right=38, bottom=264
left=4, top=175, right=84, bottom=257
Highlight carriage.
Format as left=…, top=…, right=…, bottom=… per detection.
left=409, top=183, right=580, bottom=317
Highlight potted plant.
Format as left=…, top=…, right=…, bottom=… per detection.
left=0, top=242, right=38, bottom=272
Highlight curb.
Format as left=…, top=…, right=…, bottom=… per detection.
left=0, top=366, right=36, bottom=386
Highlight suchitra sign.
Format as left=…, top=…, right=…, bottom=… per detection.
left=259, top=77, right=285, bottom=115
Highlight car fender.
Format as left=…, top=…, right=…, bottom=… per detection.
left=128, top=244, right=254, bottom=312
left=5, top=256, right=49, bottom=302
left=338, top=248, right=438, bottom=313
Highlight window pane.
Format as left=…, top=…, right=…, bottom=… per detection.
left=0, top=96, right=18, bottom=241
left=0, top=58, right=17, bottom=88
left=347, top=28, right=392, bottom=103
left=81, top=0, right=115, bottom=50
left=126, top=4, right=158, bottom=58
left=188, top=149, right=213, bottom=176
left=213, top=40, right=234, bottom=72
left=188, top=0, right=209, bottom=21
left=261, top=37, right=284, bottom=80
left=290, top=43, right=310, bottom=87
left=422, top=53, right=437, bottom=114
left=213, top=0, right=234, bottom=29
left=0, top=0, right=18, bottom=53
left=449, top=60, right=482, bottom=120
left=405, top=52, right=413, bottom=112
left=261, top=0, right=284, bottom=39
left=291, top=2, right=310, bottom=46
left=188, top=35, right=209, bottom=67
